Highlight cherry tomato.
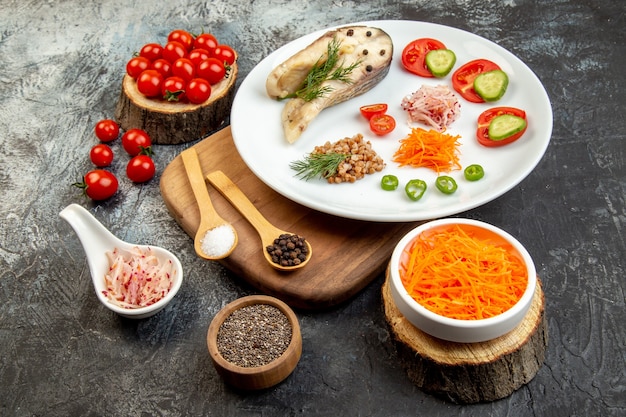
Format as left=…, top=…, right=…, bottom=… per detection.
left=168, top=29, right=194, bottom=51
left=151, top=58, right=172, bottom=79
left=213, top=44, right=236, bottom=65
left=172, top=58, right=196, bottom=82
left=126, top=56, right=151, bottom=79
left=126, top=155, right=155, bottom=183
left=369, top=113, right=396, bottom=136
left=90, top=144, right=114, bottom=167
left=452, top=59, right=501, bottom=103
left=194, top=33, right=218, bottom=55
left=162, top=76, right=186, bottom=102
left=139, top=43, right=163, bottom=61
left=188, top=48, right=210, bottom=67
left=476, top=107, right=528, bottom=147
left=401, top=38, right=446, bottom=77
left=73, top=169, right=119, bottom=201
left=136, top=69, right=164, bottom=98
left=94, top=119, right=120, bottom=142
left=359, top=103, right=388, bottom=120
left=196, top=58, right=226, bottom=84
left=122, top=128, right=152, bottom=156
left=186, top=78, right=211, bottom=104
left=162, top=41, right=187, bottom=63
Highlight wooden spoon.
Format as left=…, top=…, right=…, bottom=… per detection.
left=205, top=170, right=312, bottom=271
left=180, top=149, right=238, bottom=260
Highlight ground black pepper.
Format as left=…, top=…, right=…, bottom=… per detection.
left=216, top=304, right=292, bottom=368
left=266, top=233, right=309, bottom=267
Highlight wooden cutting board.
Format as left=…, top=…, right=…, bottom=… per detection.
left=160, top=126, right=422, bottom=310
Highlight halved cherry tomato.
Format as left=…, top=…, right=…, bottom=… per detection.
left=359, top=103, right=388, bottom=120
left=452, top=59, right=501, bottom=103
left=476, top=107, right=528, bottom=147
left=90, top=144, right=114, bottom=167
left=401, top=38, right=446, bottom=77
left=369, top=113, right=396, bottom=136
left=167, top=29, right=194, bottom=51
left=94, top=119, right=120, bottom=142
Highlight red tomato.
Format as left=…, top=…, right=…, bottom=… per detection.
left=136, top=69, right=164, bottom=97
left=94, top=119, right=120, bottom=142
left=401, top=38, right=446, bottom=77
left=126, top=56, right=151, bottom=79
left=359, top=103, right=388, bottom=120
left=126, top=155, right=156, bottom=183
left=74, top=169, right=119, bottom=201
left=369, top=113, right=396, bottom=136
left=151, top=58, right=172, bottom=79
left=476, top=107, right=528, bottom=147
left=196, top=58, right=226, bottom=84
left=188, top=48, right=210, bottom=67
left=90, top=144, right=114, bottom=167
left=186, top=78, right=211, bottom=104
left=213, top=44, right=236, bottom=65
left=139, top=43, right=163, bottom=61
left=172, top=58, right=196, bottom=82
left=452, top=59, right=501, bottom=103
left=168, top=29, right=194, bottom=51
left=162, top=76, right=186, bottom=102
left=194, top=33, right=218, bottom=55
left=122, top=128, right=152, bottom=156
left=162, top=41, right=187, bottom=63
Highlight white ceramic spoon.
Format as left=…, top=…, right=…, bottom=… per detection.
left=59, top=203, right=183, bottom=319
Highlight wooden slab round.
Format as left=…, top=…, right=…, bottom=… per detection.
left=382, top=267, right=547, bottom=404
left=114, top=63, right=237, bottom=145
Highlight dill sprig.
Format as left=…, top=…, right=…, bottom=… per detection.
left=289, top=152, right=349, bottom=181
left=282, top=37, right=361, bottom=102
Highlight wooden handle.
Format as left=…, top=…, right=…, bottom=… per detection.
left=180, top=148, right=218, bottom=216
left=206, top=170, right=281, bottom=243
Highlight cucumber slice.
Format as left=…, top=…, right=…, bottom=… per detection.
left=425, top=49, right=456, bottom=77
left=488, top=114, right=527, bottom=140
left=474, top=69, right=509, bottom=101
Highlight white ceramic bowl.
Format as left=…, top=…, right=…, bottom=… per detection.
left=389, top=218, right=536, bottom=343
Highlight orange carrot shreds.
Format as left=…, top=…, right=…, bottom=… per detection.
left=392, top=127, right=461, bottom=173
left=398, top=224, right=528, bottom=320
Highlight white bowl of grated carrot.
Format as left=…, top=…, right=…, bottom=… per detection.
left=389, top=218, right=536, bottom=343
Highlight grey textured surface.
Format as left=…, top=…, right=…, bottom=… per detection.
left=1, top=0, right=624, bottom=416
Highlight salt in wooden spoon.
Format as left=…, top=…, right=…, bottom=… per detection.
left=180, top=148, right=238, bottom=260
left=205, top=170, right=312, bottom=271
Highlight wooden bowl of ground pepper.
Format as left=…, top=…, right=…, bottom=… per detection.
left=207, top=295, right=302, bottom=390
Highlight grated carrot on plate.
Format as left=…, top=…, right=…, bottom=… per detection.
left=392, top=127, right=461, bottom=173
left=399, top=224, right=528, bottom=320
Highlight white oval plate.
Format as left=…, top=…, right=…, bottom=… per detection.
left=230, top=20, right=552, bottom=222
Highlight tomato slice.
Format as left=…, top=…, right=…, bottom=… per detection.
left=369, top=113, right=396, bottom=136
left=401, top=38, right=446, bottom=77
left=452, top=59, right=501, bottom=103
left=360, top=103, right=388, bottom=120
left=476, top=107, right=528, bottom=147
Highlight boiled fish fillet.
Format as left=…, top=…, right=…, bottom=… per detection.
left=266, top=26, right=393, bottom=143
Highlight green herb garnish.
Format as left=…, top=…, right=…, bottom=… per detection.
left=289, top=152, right=349, bottom=181
left=281, top=37, right=361, bottom=102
